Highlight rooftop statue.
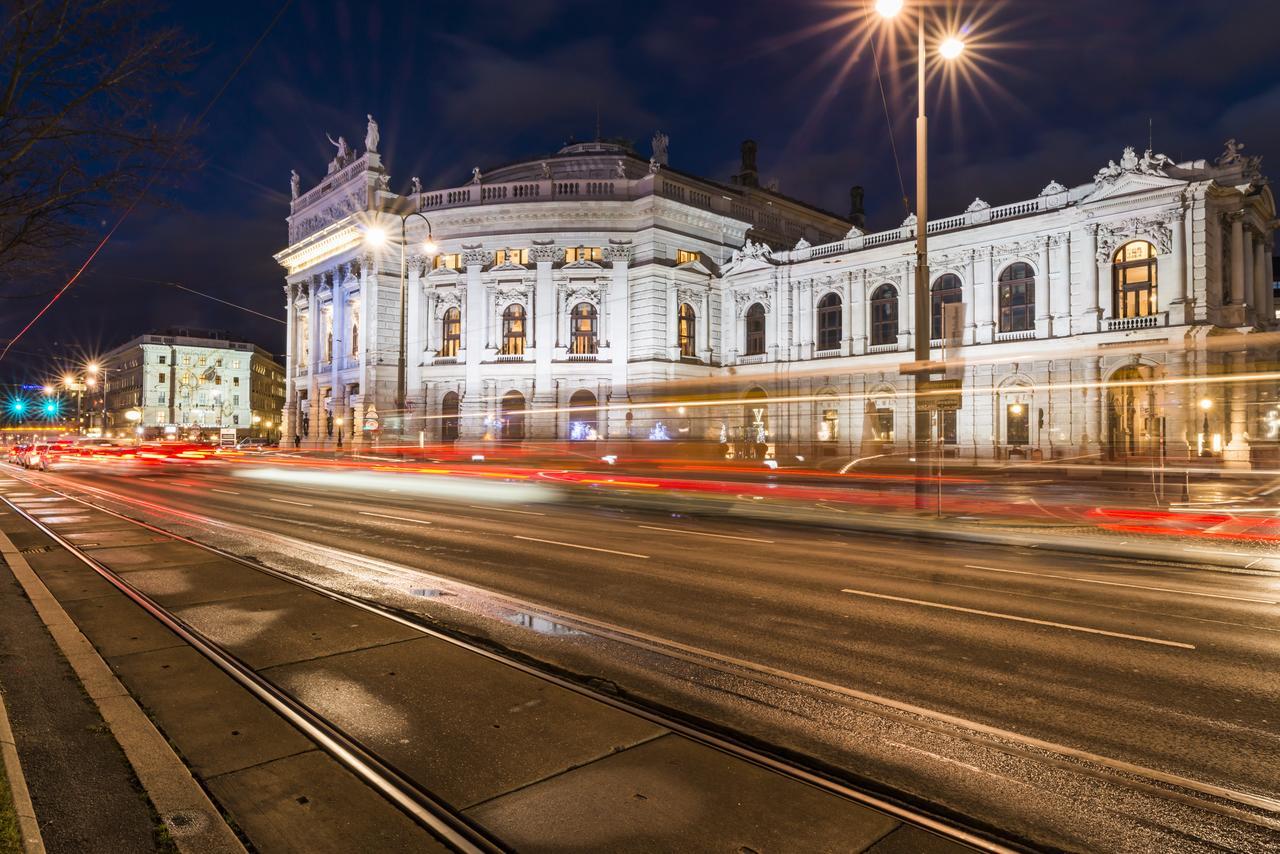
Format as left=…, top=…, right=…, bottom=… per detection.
left=290, top=169, right=300, bottom=200
left=365, top=114, right=380, bottom=154
left=326, top=133, right=351, bottom=170
left=651, top=131, right=669, bottom=166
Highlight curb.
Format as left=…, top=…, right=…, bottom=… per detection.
left=0, top=530, right=245, bottom=854
left=0, top=680, right=44, bottom=854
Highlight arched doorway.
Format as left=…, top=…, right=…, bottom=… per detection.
left=500, top=390, right=525, bottom=441
left=1106, top=364, right=1161, bottom=459
left=440, top=391, right=459, bottom=442
left=568, top=390, right=598, bottom=440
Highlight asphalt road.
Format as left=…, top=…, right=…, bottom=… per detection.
left=27, top=460, right=1280, bottom=851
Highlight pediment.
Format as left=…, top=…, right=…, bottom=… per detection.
left=722, top=256, right=775, bottom=276
left=675, top=258, right=714, bottom=276
left=1082, top=172, right=1185, bottom=203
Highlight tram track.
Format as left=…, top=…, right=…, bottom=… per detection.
left=0, top=473, right=1020, bottom=853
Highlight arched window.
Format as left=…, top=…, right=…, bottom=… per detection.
left=817, top=293, right=842, bottom=351
left=1113, top=241, right=1157, bottom=319
left=745, top=303, right=766, bottom=356
left=930, top=274, right=963, bottom=340
left=440, top=307, right=461, bottom=357
left=501, top=304, right=526, bottom=355
left=998, top=263, right=1035, bottom=333
left=350, top=304, right=359, bottom=355
left=568, top=389, right=598, bottom=440
left=501, top=390, right=525, bottom=440
left=678, top=303, right=696, bottom=357
left=569, top=302, right=597, bottom=355
left=870, top=285, right=898, bottom=346
left=440, top=391, right=459, bottom=442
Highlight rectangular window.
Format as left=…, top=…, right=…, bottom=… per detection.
left=433, top=253, right=461, bottom=270
left=231, top=360, right=240, bottom=369
left=158, top=392, right=166, bottom=404
left=158, top=372, right=166, bottom=383
left=198, top=356, right=207, bottom=366
left=494, top=248, right=529, bottom=266
left=233, top=395, right=240, bottom=405
left=233, top=376, right=240, bottom=387
left=564, top=246, right=602, bottom=263
left=158, top=355, right=166, bottom=365
left=941, top=409, right=958, bottom=445
left=676, top=249, right=699, bottom=265
left=874, top=409, right=895, bottom=443
left=183, top=355, right=191, bottom=366
left=1006, top=403, right=1030, bottom=445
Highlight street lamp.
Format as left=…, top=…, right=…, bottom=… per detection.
left=875, top=0, right=965, bottom=507
left=335, top=416, right=344, bottom=449
left=367, top=213, right=439, bottom=437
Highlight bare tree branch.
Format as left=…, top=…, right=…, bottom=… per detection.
left=0, top=0, right=196, bottom=285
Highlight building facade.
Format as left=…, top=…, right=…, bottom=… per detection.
left=100, top=331, right=285, bottom=440
left=276, top=122, right=1276, bottom=465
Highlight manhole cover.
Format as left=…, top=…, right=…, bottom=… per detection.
left=18, top=545, right=53, bottom=554
left=161, top=809, right=210, bottom=836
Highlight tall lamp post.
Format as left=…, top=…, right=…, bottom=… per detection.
left=366, top=214, right=439, bottom=438
left=874, top=0, right=964, bottom=508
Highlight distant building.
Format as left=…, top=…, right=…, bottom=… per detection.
left=98, top=330, right=284, bottom=439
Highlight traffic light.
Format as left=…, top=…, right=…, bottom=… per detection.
left=9, top=399, right=26, bottom=417
left=42, top=399, right=59, bottom=417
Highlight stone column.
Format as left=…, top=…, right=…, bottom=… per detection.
left=851, top=270, right=867, bottom=355
left=1080, top=225, right=1102, bottom=333
left=1252, top=232, right=1270, bottom=327
left=1084, top=356, right=1102, bottom=455
left=897, top=263, right=913, bottom=350
left=1167, top=212, right=1189, bottom=324
left=282, top=283, right=297, bottom=440
left=1164, top=348, right=1190, bottom=459
left=329, top=271, right=342, bottom=429
left=605, top=242, right=632, bottom=438
left=841, top=273, right=854, bottom=356
left=699, top=291, right=712, bottom=363
left=1243, top=229, right=1256, bottom=324
left=974, top=249, right=994, bottom=343
left=1052, top=234, right=1071, bottom=335
left=405, top=257, right=424, bottom=422
left=460, top=246, right=490, bottom=439
left=666, top=282, right=679, bottom=361
left=1229, top=213, right=1246, bottom=307
left=307, top=274, right=322, bottom=443
left=1226, top=350, right=1250, bottom=467
left=531, top=245, right=557, bottom=432
left=1034, top=237, right=1052, bottom=337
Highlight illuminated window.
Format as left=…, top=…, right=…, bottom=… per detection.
left=564, top=246, right=602, bottom=263
left=745, top=303, right=766, bottom=356
left=501, top=390, right=525, bottom=440
left=441, top=391, right=459, bottom=441
left=494, top=248, right=529, bottom=266
left=1113, top=241, right=1157, bottom=319
left=817, top=293, right=842, bottom=351
left=440, top=307, right=461, bottom=357
left=231, top=360, right=241, bottom=369
left=998, top=263, right=1035, bottom=333
left=870, top=284, right=898, bottom=346
left=678, top=303, right=696, bottom=357
left=676, top=249, right=699, bottom=265
left=569, top=303, right=597, bottom=355
left=930, top=274, right=963, bottom=340
left=568, top=390, right=599, bottom=441
left=1006, top=403, right=1030, bottom=445
left=183, top=355, right=191, bottom=366
left=819, top=408, right=839, bottom=442
left=198, top=356, right=207, bottom=366
left=941, top=409, right=957, bottom=445
left=874, top=408, right=894, bottom=442
left=433, top=253, right=461, bottom=271
left=502, top=304, right=526, bottom=355
left=158, top=372, right=166, bottom=383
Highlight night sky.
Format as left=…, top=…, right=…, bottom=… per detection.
left=5, top=0, right=1278, bottom=382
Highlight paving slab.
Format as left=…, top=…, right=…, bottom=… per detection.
left=206, top=749, right=450, bottom=854
left=61, top=593, right=187, bottom=659
left=63, top=528, right=171, bottom=547
left=28, top=564, right=119, bottom=602
left=467, top=733, right=901, bottom=853
left=172, top=588, right=423, bottom=670
left=267, top=635, right=665, bottom=809
left=113, top=560, right=294, bottom=608
left=110, top=645, right=314, bottom=778
left=80, top=540, right=214, bottom=570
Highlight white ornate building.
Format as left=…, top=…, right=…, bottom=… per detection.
left=276, top=123, right=1276, bottom=465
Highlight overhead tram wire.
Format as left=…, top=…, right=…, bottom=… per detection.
left=0, top=0, right=296, bottom=364
left=865, top=5, right=911, bottom=218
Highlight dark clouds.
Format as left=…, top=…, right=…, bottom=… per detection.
left=5, top=0, right=1278, bottom=381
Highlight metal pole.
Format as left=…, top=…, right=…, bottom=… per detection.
left=397, top=215, right=408, bottom=437
left=913, top=12, right=931, bottom=510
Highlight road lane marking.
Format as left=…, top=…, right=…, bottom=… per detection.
left=268, top=498, right=313, bottom=507
left=513, top=535, right=648, bottom=559
left=210, top=488, right=240, bottom=495
left=963, top=564, right=1277, bottom=604
left=636, top=524, right=775, bottom=544
left=468, top=505, right=545, bottom=516
left=359, top=511, right=432, bottom=525
left=839, top=588, right=1195, bottom=649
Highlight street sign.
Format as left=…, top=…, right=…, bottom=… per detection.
left=916, top=377, right=962, bottom=411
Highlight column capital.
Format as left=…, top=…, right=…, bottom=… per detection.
left=605, top=240, right=633, bottom=264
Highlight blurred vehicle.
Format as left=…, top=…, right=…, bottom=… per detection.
left=7, top=443, right=29, bottom=466
left=235, top=437, right=276, bottom=452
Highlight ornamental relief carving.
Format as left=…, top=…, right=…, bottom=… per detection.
left=733, top=288, right=772, bottom=315
left=990, top=240, right=1039, bottom=261
left=604, top=242, right=634, bottom=263
left=433, top=289, right=461, bottom=319
left=675, top=287, right=701, bottom=306
left=564, top=287, right=599, bottom=307
left=461, top=247, right=492, bottom=268
left=529, top=243, right=563, bottom=264
left=1095, top=217, right=1173, bottom=264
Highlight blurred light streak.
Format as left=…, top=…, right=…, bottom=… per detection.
left=235, top=466, right=556, bottom=504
